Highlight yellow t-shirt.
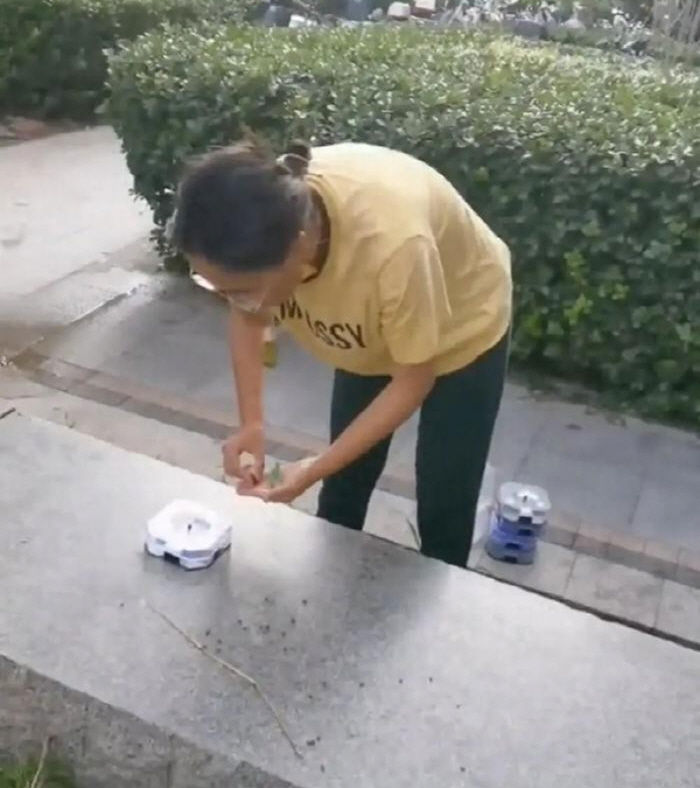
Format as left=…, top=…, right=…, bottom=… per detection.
left=274, top=143, right=512, bottom=376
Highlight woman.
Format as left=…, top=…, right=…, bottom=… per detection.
left=172, top=138, right=512, bottom=567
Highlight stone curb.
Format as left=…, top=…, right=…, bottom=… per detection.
left=13, top=349, right=700, bottom=592
left=0, top=655, right=298, bottom=788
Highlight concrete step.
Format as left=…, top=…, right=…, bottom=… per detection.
left=3, top=655, right=298, bottom=788
left=1, top=412, right=699, bottom=788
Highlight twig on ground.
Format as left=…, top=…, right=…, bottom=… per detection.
left=27, top=738, right=49, bottom=788
left=144, top=601, right=301, bottom=759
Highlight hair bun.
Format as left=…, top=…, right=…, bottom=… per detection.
left=278, top=141, right=311, bottom=178
left=287, top=141, right=311, bottom=162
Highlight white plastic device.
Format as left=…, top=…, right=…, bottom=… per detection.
left=496, top=483, right=551, bottom=526
left=145, top=499, right=232, bottom=570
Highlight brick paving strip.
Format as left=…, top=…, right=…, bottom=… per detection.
left=13, top=347, right=700, bottom=598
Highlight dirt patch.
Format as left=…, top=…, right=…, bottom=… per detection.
left=0, top=117, right=84, bottom=146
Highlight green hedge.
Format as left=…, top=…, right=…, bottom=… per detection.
left=0, top=0, right=252, bottom=120
left=109, top=26, right=700, bottom=423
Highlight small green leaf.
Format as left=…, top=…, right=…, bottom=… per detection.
left=266, top=463, right=283, bottom=488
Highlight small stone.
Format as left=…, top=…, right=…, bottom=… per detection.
left=205, top=629, right=211, bottom=637
left=302, top=599, right=308, bottom=605
left=306, top=739, right=316, bottom=747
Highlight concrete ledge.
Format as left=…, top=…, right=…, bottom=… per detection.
left=0, top=656, right=296, bottom=788
left=2, top=413, right=700, bottom=788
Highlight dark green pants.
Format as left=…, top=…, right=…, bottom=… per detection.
left=317, top=332, right=509, bottom=567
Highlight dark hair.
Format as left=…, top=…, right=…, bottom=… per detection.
left=172, top=138, right=312, bottom=273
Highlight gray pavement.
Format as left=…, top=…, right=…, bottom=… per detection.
left=1, top=127, right=698, bottom=559
left=2, top=412, right=699, bottom=788
left=29, top=273, right=700, bottom=553
left=0, top=128, right=154, bottom=360
left=0, top=126, right=151, bottom=298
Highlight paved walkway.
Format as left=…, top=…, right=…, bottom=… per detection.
left=24, top=273, right=700, bottom=555
left=1, top=127, right=698, bottom=572
left=0, top=126, right=150, bottom=298
left=0, top=127, right=153, bottom=359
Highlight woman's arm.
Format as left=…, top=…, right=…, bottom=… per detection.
left=229, top=306, right=266, bottom=427
left=307, top=362, right=435, bottom=483
left=253, top=362, right=435, bottom=503
left=223, top=307, right=267, bottom=484
left=306, top=237, right=446, bottom=481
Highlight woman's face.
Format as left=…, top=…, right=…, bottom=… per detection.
left=190, top=233, right=310, bottom=314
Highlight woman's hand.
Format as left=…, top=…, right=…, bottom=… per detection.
left=223, top=422, right=265, bottom=487
left=240, top=459, right=316, bottom=505
left=233, top=364, right=435, bottom=504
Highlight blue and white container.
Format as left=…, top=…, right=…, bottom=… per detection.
left=485, top=483, right=551, bottom=565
